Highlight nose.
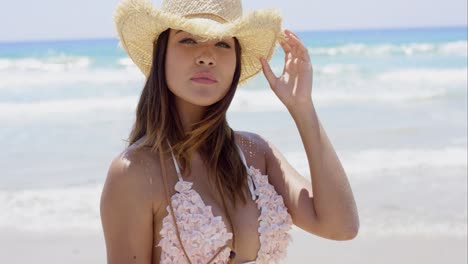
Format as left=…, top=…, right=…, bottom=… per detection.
left=195, top=52, right=216, bottom=67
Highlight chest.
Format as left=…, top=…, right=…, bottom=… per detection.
left=203, top=180, right=262, bottom=262
left=154, top=170, right=262, bottom=262
left=153, top=153, right=293, bottom=263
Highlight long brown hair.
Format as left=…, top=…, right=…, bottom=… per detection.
left=127, top=28, right=248, bottom=207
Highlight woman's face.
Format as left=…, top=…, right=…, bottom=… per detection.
left=165, top=29, right=237, bottom=107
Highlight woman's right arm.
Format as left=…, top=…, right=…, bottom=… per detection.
left=100, top=152, right=160, bottom=264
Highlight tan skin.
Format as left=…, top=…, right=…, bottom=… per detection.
left=100, top=28, right=359, bottom=263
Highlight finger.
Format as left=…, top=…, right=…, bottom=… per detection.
left=279, top=40, right=292, bottom=54
left=260, top=57, right=277, bottom=88
left=286, top=32, right=310, bottom=62
left=287, top=35, right=307, bottom=55
left=285, top=29, right=302, bottom=41
left=290, top=57, right=300, bottom=79
left=286, top=30, right=308, bottom=54
left=280, top=41, right=293, bottom=68
left=291, top=44, right=303, bottom=64
left=283, top=52, right=294, bottom=76
left=286, top=29, right=301, bottom=40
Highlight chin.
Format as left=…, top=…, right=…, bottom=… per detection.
left=189, top=97, right=221, bottom=107
left=189, top=88, right=227, bottom=106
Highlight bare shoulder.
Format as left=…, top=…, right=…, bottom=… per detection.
left=233, top=130, right=272, bottom=153
left=100, top=141, right=165, bottom=263
left=102, top=140, right=165, bottom=216
left=233, top=130, right=269, bottom=173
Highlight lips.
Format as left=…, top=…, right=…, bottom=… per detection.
left=190, top=71, right=217, bottom=84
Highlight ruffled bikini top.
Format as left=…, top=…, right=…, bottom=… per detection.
left=157, top=143, right=293, bottom=263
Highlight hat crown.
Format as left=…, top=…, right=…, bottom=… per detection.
left=161, top=0, right=243, bottom=22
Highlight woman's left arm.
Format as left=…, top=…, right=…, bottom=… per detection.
left=258, top=29, right=359, bottom=240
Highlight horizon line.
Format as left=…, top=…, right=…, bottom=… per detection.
left=0, top=24, right=466, bottom=44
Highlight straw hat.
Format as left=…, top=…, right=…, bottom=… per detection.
left=113, top=0, right=285, bottom=85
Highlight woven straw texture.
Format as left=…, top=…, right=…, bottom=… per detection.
left=113, top=0, right=285, bottom=85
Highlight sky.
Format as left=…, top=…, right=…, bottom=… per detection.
left=0, top=0, right=466, bottom=42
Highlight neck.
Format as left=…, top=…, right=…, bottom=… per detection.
left=175, top=98, right=206, bottom=134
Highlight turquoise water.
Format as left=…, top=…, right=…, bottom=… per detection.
left=0, top=26, right=466, bottom=237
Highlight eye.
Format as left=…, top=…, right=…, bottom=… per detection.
left=216, top=41, right=231, bottom=49
left=179, top=38, right=197, bottom=44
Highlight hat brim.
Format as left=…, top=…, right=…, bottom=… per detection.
left=113, top=0, right=285, bottom=85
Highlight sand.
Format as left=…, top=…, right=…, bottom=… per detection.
left=1, top=228, right=466, bottom=263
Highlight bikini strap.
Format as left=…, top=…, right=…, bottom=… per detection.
left=159, top=141, right=230, bottom=264
left=158, top=143, right=192, bottom=264
left=167, top=140, right=183, bottom=182
left=235, top=143, right=256, bottom=201
left=234, top=143, right=248, bottom=168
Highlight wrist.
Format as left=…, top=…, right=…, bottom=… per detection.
left=287, top=99, right=314, bottom=116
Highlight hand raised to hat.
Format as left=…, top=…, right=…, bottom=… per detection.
left=260, top=29, right=313, bottom=112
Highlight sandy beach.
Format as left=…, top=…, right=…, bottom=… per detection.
left=1, top=228, right=466, bottom=263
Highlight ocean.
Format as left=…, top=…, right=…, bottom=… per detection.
left=0, top=26, right=466, bottom=239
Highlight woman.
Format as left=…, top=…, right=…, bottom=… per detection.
left=100, top=0, right=359, bottom=263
